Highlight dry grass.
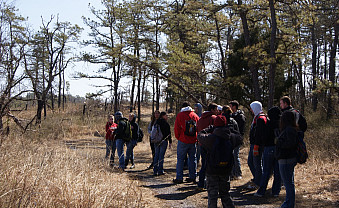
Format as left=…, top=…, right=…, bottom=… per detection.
left=0, top=103, right=338, bottom=207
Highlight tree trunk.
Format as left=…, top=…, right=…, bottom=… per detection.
left=311, top=23, right=318, bottom=111
left=268, top=0, right=277, bottom=108
left=36, top=99, right=44, bottom=124
left=327, top=22, right=338, bottom=119
left=238, top=0, right=261, bottom=101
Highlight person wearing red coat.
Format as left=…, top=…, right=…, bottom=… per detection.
left=173, top=101, right=200, bottom=184
left=196, top=103, right=218, bottom=189
left=105, top=115, right=118, bottom=166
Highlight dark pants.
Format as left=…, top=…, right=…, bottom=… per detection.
left=206, top=174, right=235, bottom=208
left=198, top=147, right=207, bottom=188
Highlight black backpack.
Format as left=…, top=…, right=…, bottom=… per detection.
left=120, top=118, right=132, bottom=142
left=296, top=131, right=308, bottom=164
left=137, top=128, right=144, bottom=142
left=184, top=119, right=197, bottom=136
left=208, top=136, right=234, bottom=175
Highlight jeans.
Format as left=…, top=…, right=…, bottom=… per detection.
left=198, top=147, right=207, bottom=188
left=176, top=140, right=196, bottom=180
left=116, top=139, right=125, bottom=169
left=257, top=146, right=281, bottom=195
left=153, top=140, right=168, bottom=175
left=105, top=139, right=116, bottom=162
left=125, top=139, right=137, bottom=164
left=206, top=174, right=235, bottom=208
left=279, top=158, right=297, bottom=208
left=247, top=144, right=263, bottom=186
left=232, top=145, right=242, bottom=177
left=149, top=139, right=155, bottom=166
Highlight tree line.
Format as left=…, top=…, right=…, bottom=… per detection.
left=0, top=0, right=338, bottom=133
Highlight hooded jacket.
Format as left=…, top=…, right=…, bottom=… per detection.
left=197, top=111, right=216, bottom=133
left=249, top=101, right=267, bottom=145
left=174, top=106, right=200, bottom=144
left=194, top=103, right=203, bottom=118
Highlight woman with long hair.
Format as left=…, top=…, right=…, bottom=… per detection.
left=147, top=110, right=160, bottom=169
left=276, top=110, right=298, bottom=208
left=153, top=111, right=172, bottom=176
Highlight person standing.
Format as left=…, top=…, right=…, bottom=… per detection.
left=194, top=103, right=203, bottom=165
left=229, top=101, right=246, bottom=180
left=254, top=106, right=282, bottom=197
left=125, top=113, right=139, bottom=169
left=275, top=111, right=299, bottom=208
left=153, top=111, right=172, bottom=176
left=105, top=115, right=118, bottom=167
left=247, top=101, right=266, bottom=189
left=198, top=115, right=235, bottom=208
left=196, top=103, right=218, bottom=189
left=147, top=110, right=160, bottom=169
left=173, top=101, right=200, bottom=184
left=114, top=111, right=130, bottom=170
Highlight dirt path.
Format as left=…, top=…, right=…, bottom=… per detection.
left=65, top=137, right=338, bottom=207
left=124, top=142, right=283, bottom=208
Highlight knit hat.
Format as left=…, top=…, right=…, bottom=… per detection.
left=214, top=115, right=227, bottom=127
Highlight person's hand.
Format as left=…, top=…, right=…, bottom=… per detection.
left=253, top=145, right=260, bottom=156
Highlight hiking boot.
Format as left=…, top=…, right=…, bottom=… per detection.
left=173, top=179, right=183, bottom=184
left=185, top=178, right=196, bottom=183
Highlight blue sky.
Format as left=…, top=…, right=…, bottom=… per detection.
left=14, top=0, right=108, bottom=97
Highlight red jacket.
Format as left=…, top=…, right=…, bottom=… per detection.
left=105, top=122, right=118, bottom=140
left=174, top=107, right=200, bottom=144
left=197, top=111, right=216, bottom=133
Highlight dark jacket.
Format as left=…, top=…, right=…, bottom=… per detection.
left=281, top=106, right=307, bottom=132
left=275, top=126, right=298, bottom=160
left=249, top=113, right=267, bottom=145
left=156, top=118, right=172, bottom=144
left=263, top=106, right=281, bottom=147
left=231, top=110, right=246, bottom=136
left=129, top=116, right=139, bottom=141
left=198, top=126, right=233, bottom=176
left=115, top=117, right=128, bottom=140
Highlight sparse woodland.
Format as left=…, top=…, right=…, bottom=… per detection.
left=0, top=0, right=338, bottom=207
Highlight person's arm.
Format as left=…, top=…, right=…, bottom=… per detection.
left=174, top=115, right=181, bottom=139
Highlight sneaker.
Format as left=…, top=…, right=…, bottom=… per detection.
left=185, top=178, right=196, bottom=183
left=130, top=164, right=135, bottom=169
left=253, top=192, right=264, bottom=197
left=173, top=179, right=183, bottom=184
left=153, top=173, right=158, bottom=176
left=158, top=172, right=166, bottom=176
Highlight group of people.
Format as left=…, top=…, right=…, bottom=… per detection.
left=104, top=96, right=307, bottom=208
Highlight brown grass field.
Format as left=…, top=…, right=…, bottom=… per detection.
left=0, top=103, right=338, bottom=207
